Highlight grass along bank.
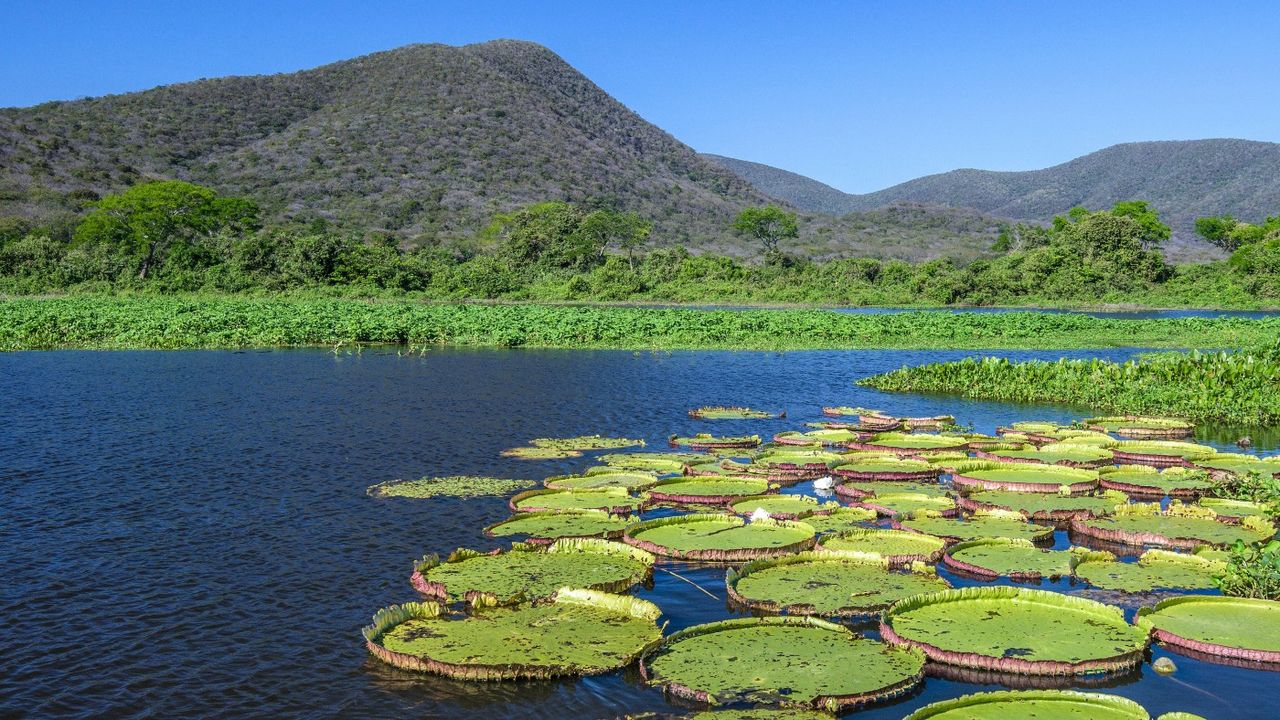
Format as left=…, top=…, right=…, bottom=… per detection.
left=3, top=295, right=1280, bottom=352
left=859, top=346, right=1280, bottom=425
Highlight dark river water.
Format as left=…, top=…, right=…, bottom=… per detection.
left=1, top=347, right=1274, bottom=719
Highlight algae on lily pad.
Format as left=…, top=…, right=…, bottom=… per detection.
left=1098, top=466, right=1213, bottom=498
left=1074, top=549, right=1226, bottom=593
left=648, top=476, right=774, bottom=504
left=794, top=507, right=877, bottom=534
left=690, top=406, right=781, bottom=420
left=904, top=690, right=1152, bottom=720
left=953, top=464, right=1100, bottom=494
left=898, top=510, right=1055, bottom=544
left=598, top=452, right=704, bottom=473
left=957, top=489, right=1126, bottom=522
left=624, top=513, right=816, bottom=561
left=943, top=538, right=1102, bottom=581
left=1137, top=595, right=1280, bottom=664
left=1070, top=503, right=1275, bottom=549
left=728, top=494, right=840, bottom=520
left=816, top=527, right=947, bottom=565
left=544, top=471, right=659, bottom=491
left=726, top=551, right=950, bottom=617
left=483, top=509, right=632, bottom=544
left=363, top=588, right=662, bottom=679
left=411, top=539, right=653, bottom=605
left=853, top=492, right=957, bottom=518
left=530, top=435, right=646, bottom=451
left=881, top=586, right=1148, bottom=675
left=640, top=616, right=924, bottom=710
left=509, top=487, right=647, bottom=514
left=367, top=475, right=535, bottom=499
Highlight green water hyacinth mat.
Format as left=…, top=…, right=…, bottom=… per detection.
left=410, top=539, right=653, bottom=605
left=880, top=586, right=1149, bottom=676
left=817, top=527, right=947, bottom=565
left=725, top=550, right=950, bottom=617
left=903, top=689, right=1179, bottom=719
left=639, top=616, right=925, bottom=710
left=363, top=588, right=662, bottom=679
left=366, top=475, right=535, bottom=499
left=623, top=513, right=815, bottom=561
left=1137, top=595, right=1280, bottom=664
left=1073, top=549, right=1226, bottom=593
left=482, top=509, right=631, bottom=543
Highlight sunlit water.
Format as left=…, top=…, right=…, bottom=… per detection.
left=1, top=347, right=1274, bottom=719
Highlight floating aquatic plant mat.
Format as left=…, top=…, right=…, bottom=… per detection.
left=1069, top=503, right=1275, bottom=549
left=1111, top=441, right=1217, bottom=467
left=851, top=492, right=957, bottom=518
left=1085, top=415, right=1195, bottom=438
left=366, top=475, right=535, bottom=499
left=690, top=406, right=782, bottom=419
left=483, top=509, right=631, bottom=543
left=670, top=433, right=762, bottom=450
left=903, top=689, right=1154, bottom=720
left=363, top=588, right=661, bottom=679
left=728, top=494, right=840, bottom=520
left=1195, top=453, right=1280, bottom=478
left=816, top=527, right=947, bottom=565
left=411, top=539, right=653, bottom=605
left=943, top=538, right=1105, bottom=581
left=500, top=446, right=584, bottom=459
left=623, top=513, right=815, bottom=561
left=773, top=430, right=859, bottom=446
left=639, top=616, right=925, bottom=710
left=598, top=452, right=705, bottom=473
left=848, top=432, right=968, bottom=454
left=880, top=586, right=1148, bottom=675
left=982, top=444, right=1114, bottom=468
left=1097, top=467, right=1213, bottom=497
left=792, top=507, right=877, bottom=534
left=726, top=551, right=950, bottom=617
left=836, top=478, right=949, bottom=500
left=1137, top=595, right=1280, bottom=664
left=531, top=435, right=645, bottom=450
left=648, top=477, right=774, bottom=504
left=509, top=487, right=647, bottom=514
left=897, top=510, right=1055, bottom=543
left=543, top=471, right=659, bottom=491
left=952, top=464, right=1099, bottom=494
left=832, top=457, right=940, bottom=481
left=1073, top=549, right=1226, bottom=593
left=957, top=489, right=1125, bottom=522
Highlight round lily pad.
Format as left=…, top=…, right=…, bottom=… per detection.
left=774, top=429, right=860, bottom=447
left=640, top=616, right=925, bottom=710
left=881, top=586, right=1148, bottom=675
left=852, top=492, right=958, bottom=518
left=1111, top=441, right=1218, bottom=468
left=816, top=527, right=947, bottom=565
left=686, top=711, right=837, bottom=720
left=366, top=475, right=536, bottom=499
left=848, top=432, right=968, bottom=454
left=953, top=464, right=1100, bottom=494
left=1098, top=467, right=1213, bottom=498
left=483, top=509, right=631, bottom=544
left=648, top=476, right=775, bottom=504
left=1137, top=595, right=1280, bottom=664
left=835, top=478, right=949, bottom=500
left=957, top=489, right=1125, bottom=522
left=363, top=589, right=662, bottom=679
left=501, top=446, right=584, bottom=459
left=753, top=450, right=845, bottom=470
left=690, top=406, right=781, bottom=420
left=1070, top=503, right=1275, bottom=549
left=670, top=433, right=762, bottom=450
left=411, top=539, right=653, bottom=605
left=903, top=690, right=1151, bottom=719
left=1005, top=421, right=1065, bottom=434
left=1053, top=432, right=1123, bottom=448
left=1195, top=453, right=1280, bottom=479
left=729, top=494, right=840, bottom=520
left=684, top=461, right=760, bottom=479
left=1074, top=549, right=1226, bottom=593
left=509, top=487, right=647, bottom=514
left=1199, top=497, right=1272, bottom=520
left=530, top=435, right=646, bottom=450
left=544, top=471, right=659, bottom=491
left=982, top=444, right=1114, bottom=468
left=624, top=513, right=816, bottom=561
left=900, top=414, right=956, bottom=428
left=599, top=452, right=704, bottom=473
left=1086, top=415, right=1195, bottom=438
left=794, top=507, right=877, bottom=534
left=726, top=550, right=951, bottom=617
left=833, top=457, right=941, bottom=481
left=897, top=510, right=1055, bottom=544
left=942, top=538, right=1099, bottom=581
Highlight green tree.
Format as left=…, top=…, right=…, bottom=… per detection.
left=488, top=201, right=602, bottom=272
left=1110, top=200, right=1171, bottom=246
left=74, top=180, right=260, bottom=279
left=581, top=210, right=652, bottom=270
left=732, top=205, right=798, bottom=256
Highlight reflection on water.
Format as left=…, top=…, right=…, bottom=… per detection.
left=0, top=347, right=1273, bottom=719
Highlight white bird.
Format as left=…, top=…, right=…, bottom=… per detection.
left=813, top=475, right=834, bottom=491
left=749, top=507, right=771, bottom=522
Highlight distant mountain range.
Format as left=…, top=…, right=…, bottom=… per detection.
left=3, top=40, right=1269, bottom=263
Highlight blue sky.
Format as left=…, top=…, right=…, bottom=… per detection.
left=4, top=1, right=1279, bottom=192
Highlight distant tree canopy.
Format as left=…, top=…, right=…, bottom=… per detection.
left=732, top=205, right=798, bottom=256
left=487, top=201, right=651, bottom=273
left=1195, top=214, right=1280, bottom=252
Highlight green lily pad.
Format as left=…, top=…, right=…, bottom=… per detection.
left=836, top=479, right=950, bottom=500
left=687, top=709, right=836, bottom=720
left=851, top=432, right=968, bottom=453
left=624, top=513, right=816, bottom=561
left=1195, top=453, right=1280, bottom=478
left=483, top=509, right=632, bottom=543
left=501, top=446, right=584, bottom=459
left=544, top=471, right=659, bottom=490
left=753, top=449, right=845, bottom=468
left=670, top=433, right=762, bottom=450
left=1199, top=497, right=1273, bottom=520
left=903, top=690, right=1151, bottom=719
left=853, top=492, right=957, bottom=517
left=412, top=539, right=653, bottom=605
left=882, top=586, right=1148, bottom=675
left=1074, top=549, right=1226, bottom=592
left=1112, top=441, right=1218, bottom=465
left=1006, top=422, right=1065, bottom=434
left=598, top=452, right=704, bottom=473
left=728, top=494, right=840, bottom=519
left=367, top=475, right=535, bottom=499
left=1098, top=466, right=1213, bottom=497
left=684, top=461, right=761, bottom=479
left=985, top=444, right=1114, bottom=467
left=898, top=510, right=1055, bottom=543
left=640, top=616, right=925, bottom=710
left=726, top=551, right=950, bottom=617
left=648, top=476, right=774, bottom=504
left=794, top=507, right=877, bottom=534
left=1137, top=595, right=1280, bottom=663
left=363, top=589, right=662, bottom=679
left=943, top=538, right=1101, bottom=580
left=690, top=406, right=781, bottom=420
left=530, top=435, right=646, bottom=450
left=832, top=457, right=940, bottom=481
left=958, top=489, right=1125, bottom=521
left=1086, top=415, right=1194, bottom=438
left=774, top=429, right=859, bottom=446
left=953, top=464, right=1100, bottom=493
left=510, top=487, right=646, bottom=514
left=1053, top=432, right=1122, bottom=448
left=1070, top=503, right=1275, bottom=549
left=817, top=527, right=947, bottom=564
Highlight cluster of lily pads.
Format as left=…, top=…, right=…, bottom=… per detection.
left=360, top=412, right=1280, bottom=717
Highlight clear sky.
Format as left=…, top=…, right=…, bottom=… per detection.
left=4, top=1, right=1279, bottom=192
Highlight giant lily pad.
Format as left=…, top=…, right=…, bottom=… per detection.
left=363, top=588, right=662, bottom=678
left=816, top=527, right=947, bottom=565
left=648, top=476, right=775, bottom=504
left=795, top=507, right=877, bottom=534
left=835, top=479, right=949, bottom=500
left=1070, top=503, right=1275, bottom=549
left=897, top=510, right=1055, bottom=544
left=1085, top=416, right=1194, bottom=438
left=530, top=435, right=646, bottom=451
left=1137, top=595, right=1280, bottom=664
left=411, top=539, right=653, bottom=605
left=752, top=450, right=845, bottom=471
left=543, top=471, right=659, bottom=491
left=726, top=551, right=950, bottom=617
left=670, top=433, right=762, bottom=450
left=881, top=586, right=1148, bottom=675
left=623, top=513, right=815, bottom=561
left=640, top=616, right=925, bottom=710
left=1097, top=466, right=1213, bottom=498
left=852, top=492, right=957, bottom=518
left=953, top=464, right=1100, bottom=494
left=598, top=452, right=704, bottom=473
left=684, top=461, right=761, bottom=479
left=943, top=538, right=1104, bottom=581
left=690, top=406, right=782, bottom=420
left=483, top=509, right=631, bottom=544
left=1199, top=497, right=1273, bottom=520
left=1004, top=421, right=1066, bottom=434
left=904, top=690, right=1152, bottom=719
left=1111, top=441, right=1217, bottom=468
left=957, top=489, right=1125, bottom=522
left=1074, top=549, right=1226, bottom=593
left=982, top=444, right=1114, bottom=468
left=367, top=475, right=536, bottom=499
left=1052, top=432, right=1123, bottom=448
left=832, top=457, right=941, bottom=481
left=848, top=432, right=968, bottom=454
left=509, top=487, right=647, bottom=514
left=1195, top=453, right=1280, bottom=479
left=773, top=429, right=860, bottom=447
left=728, top=494, right=840, bottom=520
